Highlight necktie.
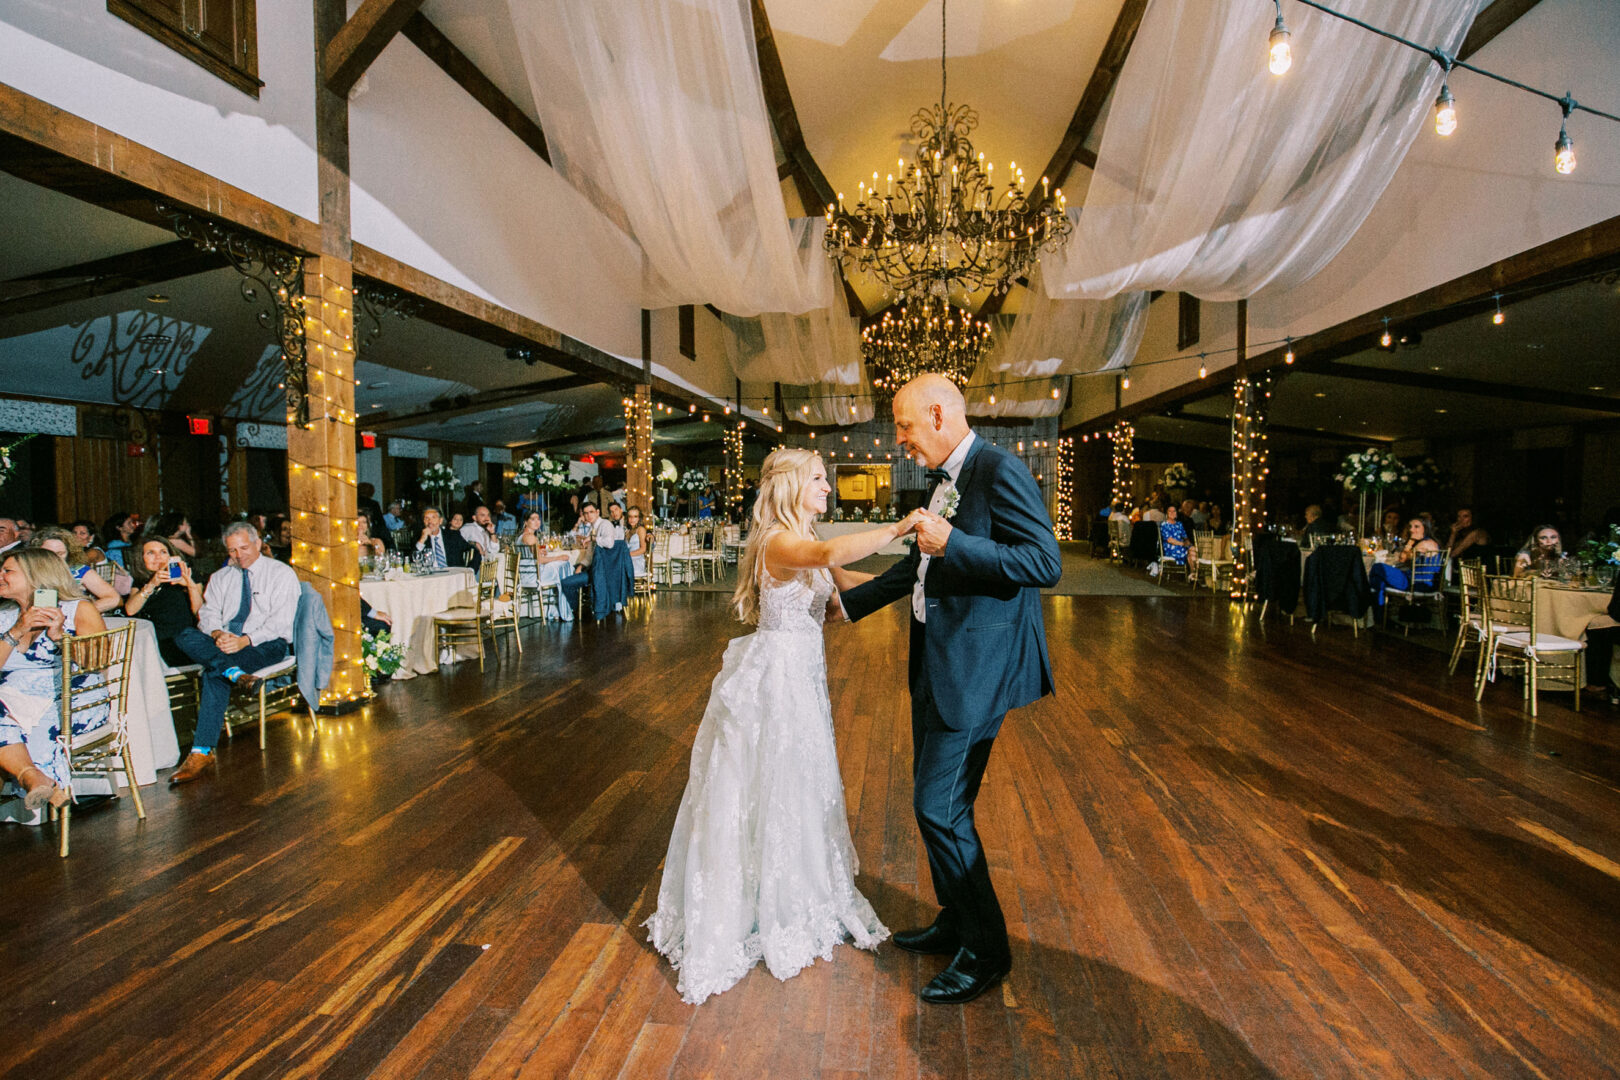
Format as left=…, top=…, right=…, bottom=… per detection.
left=227, top=566, right=252, bottom=634
left=925, top=468, right=951, bottom=487
left=432, top=535, right=445, bottom=569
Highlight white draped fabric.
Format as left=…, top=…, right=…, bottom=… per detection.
left=506, top=0, right=829, bottom=315
left=1042, top=0, right=1483, bottom=301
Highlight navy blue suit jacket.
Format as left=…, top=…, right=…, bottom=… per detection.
left=841, top=436, right=1061, bottom=733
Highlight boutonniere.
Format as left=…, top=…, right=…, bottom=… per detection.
left=940, top=485, right=961, bottom=520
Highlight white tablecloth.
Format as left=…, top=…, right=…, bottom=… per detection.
left=360, top=569, right=475, bottom=679
left=101, top=617, right=180, bottom=788
left=516, top=549, right=582, bottom=620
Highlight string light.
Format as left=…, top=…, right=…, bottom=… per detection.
left=1054, top=437, right=1074, bottom=541
left=1110, top=420, right=1136, bottom=511
left=1380, top=318, right=1393, bottom=348
left=1268, top=0, right=1292, bottom=75
left=1492, top=293, right=1505, bottom=324
left=1276, top=0, right=1618, bottom=175
left=1229, top=371, right=1274, bottom=600
left=1284, top=337, right=1296, bottom=364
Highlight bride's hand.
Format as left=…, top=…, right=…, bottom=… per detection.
left=894, top=508, right=928, bottom=536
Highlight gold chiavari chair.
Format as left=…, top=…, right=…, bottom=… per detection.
left=432, top=560, right=502, bottom=672
left=1477, top=574, right=1585, bottom=717
left=54, top=623, right=139, bottom=858
left=494, top=551, right=522, bottom=650
left=1449, top=561, right=1487, bottom=676
left=634, top=531, right=655, bottom=597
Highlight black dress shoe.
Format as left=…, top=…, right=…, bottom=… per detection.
left=920, top=947, right=1011, bottom=1005
left=892, top=922, right=961, bottom=956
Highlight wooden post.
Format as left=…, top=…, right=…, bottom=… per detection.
left=626, top=383, right=653, bottom=517
left=290, top=0, right=364, bottom=709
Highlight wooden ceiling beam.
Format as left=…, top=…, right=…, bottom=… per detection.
left=1039, top=0, right=1149, bottom=197
left=0, top=239, right=222, bottom=318
left=323, top=0, right=427, bottom=96
left=1459, top=0, right=1544, bottom=61
left=1317, top=362, right=1620, bottom=414
left=1154, top=410, right=1393, bottom=444
left=401, top=14, right=550, bottom=163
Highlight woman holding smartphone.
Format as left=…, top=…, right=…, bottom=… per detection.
left=124, top=537, right=203, bottom=668
left=0, top=549, right=109, bottom=812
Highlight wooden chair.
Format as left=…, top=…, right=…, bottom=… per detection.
left=1192, top=534, right=1234, bottom=594
left=1477, top=574, right=1585, bottom=717
left=1156, top=527, right=1191, bottom=585
left=432, top=560, right=501, bottom=672
left=1107, top=517, right=1131, bottom=562
left=1448, top=561, right=1487, bottom=676
left=1382, top=552, right=1448, bottom=634
left=53, top=624, right=140, bottom=858
left=720, top=525, right=744, bottom=567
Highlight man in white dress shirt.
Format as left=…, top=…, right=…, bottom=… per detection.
left=588, top=503, right=631, bottom=617
left=461, top=506, right=502, bottom=563
left=170, top=521, right=301, bottom=785
left=0, top=516, right=19, bottom=557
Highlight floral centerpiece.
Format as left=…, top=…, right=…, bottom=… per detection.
left=362, top=628, right=406, bottom=686
left=0, top=433, right=34, bottom=490
left=510, top=451, right=570, bottom=492
left=1579, top=525, right=1620, bottom=567
left=1161, top=462, right=1196, bottom=491
left=1400, top=457, right=1446, bottom=492
left=418, top=462, right=459, bottom=511
left=678, top=468, right=709, bottom=493
left=1335, top=448, right=1408, bottom=538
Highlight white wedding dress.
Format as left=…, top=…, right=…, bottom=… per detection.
left=645, top=566, right=888, bottom=1005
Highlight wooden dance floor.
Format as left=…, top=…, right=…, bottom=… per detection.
left=5, top=592, right=1619, bottom=1079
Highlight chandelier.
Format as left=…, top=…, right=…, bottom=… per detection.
left=861, top=296, right=992, bottom=402
left=824, top=0, right=1071, bottom=301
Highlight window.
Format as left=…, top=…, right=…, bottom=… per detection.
left=678, top=305, right=696, bottom=360
left=109, top=0, right=262, bottom=98
left=1177, top=293, right=1201, bottom=351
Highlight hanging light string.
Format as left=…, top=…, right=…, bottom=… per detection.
left=1273, top=0, right=1619, bottom=172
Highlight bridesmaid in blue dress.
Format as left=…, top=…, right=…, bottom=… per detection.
left=1159, top=505, right=1192, bottom=567
left=1369, top=518, right=1443, bottom=605
left=0, top=549, right=111, bottom=811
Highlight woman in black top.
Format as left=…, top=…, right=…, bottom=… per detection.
left=123, top=537, right=203, bottom=668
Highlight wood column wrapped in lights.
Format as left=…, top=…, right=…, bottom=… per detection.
left=1229, top=372, right=1274, bottom=600
left=625, top=384, right=653, bottom=515
left=290, top=259, right=365, bottom=706
left=723, top=425, right=746, bottom=520
left=1054, top=436, right=1075, bottom=541
left=1110, top=420, right=1136, bottom=511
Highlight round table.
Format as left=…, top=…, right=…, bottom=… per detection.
left=359, top=568, right=476, bottom=679
left=1536, top=582, right=1615, bottom=640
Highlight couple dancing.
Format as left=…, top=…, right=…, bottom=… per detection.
left=646, top=374, right=1062, bottom=1006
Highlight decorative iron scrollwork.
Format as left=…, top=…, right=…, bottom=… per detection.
left=353, top=281, right=422, bottom=352
left=157, top=203, right=310, bottom=426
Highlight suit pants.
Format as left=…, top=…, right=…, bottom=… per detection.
left=911, top=623, right=1009, bottom=964
left=175, top=628, right=289, bottom=748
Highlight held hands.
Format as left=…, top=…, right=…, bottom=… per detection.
left=212, top=630, right=249, bottom=654
left=913, top=509, right=953, bottom=557
left=20, top=604, right=66, bottom=641
left=893, top=508, right=930, bottom=538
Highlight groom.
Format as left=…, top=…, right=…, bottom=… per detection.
left=839, top=374, right=1062, bottom=1004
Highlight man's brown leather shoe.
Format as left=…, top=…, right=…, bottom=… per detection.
left=168, top=751, right=215, bottom=785
left=233, top=673, right=261, bottom=694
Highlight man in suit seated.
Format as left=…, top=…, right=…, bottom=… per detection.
left=170, top=521, right=301, bottom=785
left=415, top=508, right=476, bottom=570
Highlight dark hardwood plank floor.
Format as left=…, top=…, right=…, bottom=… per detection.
left=4, top=592, right=1618, bottom=1079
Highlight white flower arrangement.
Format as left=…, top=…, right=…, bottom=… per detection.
left=511, top=451, right=571, bottom=492
left=678, top=468, right=710, bottom=493
left=418, top=461, right=460, bottom=494
left=0, top=434, right=34, bottom=489
left=1403, top=457, right=1445, bottom=490
left=1161, top=462, right=1196, bottom=489
left=362, top=629, right=406, bottom=679
left=1334, top=448, right=1409, bottom=493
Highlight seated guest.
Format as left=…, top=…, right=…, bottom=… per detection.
left=30, top=527, right=121, bottom=613
left=1207, top=504, right=1228, bottom=536
left=100, top=511, right=140, bottom=568
left=0, top=549, right=110, bottom=811
left=1300, top=504, right=1336, bottom=539
left=588, top=503, right=632, bottom=618
left=265, top=516, right=293, bottom=563
left=1097, top=503, right=1113, bottom=520
left=1514, top=525, right=1563, bottom=577
left=1108, top=501, right=1129, bottom=525
left=0, top=516, right=22, bottom=557
left=1581, top=573, right=1619, bottom=705
left=1379, top=508, right=1403, bottom=548
left=1369, top=518, right=1442, bottom=606
left=1447, top=507, right=1490, bottom=560
left=1142, top=502, right=1166, bottom=525
left=356, top=515, right=386, bottom=557
left=1191, top=502, right=1210, bottom=527
left=148, top=510, right=198, bottom=560
left=360, top=597, right=392, bottom=636
left=447, top=511, right=465, bottom=533
left=492, top=500, right=517, bottom=536
left=1179, top=499, right=1198, bottom=526
left=124, top=537, right=204, bottom=667
left=415, top=508, right=474, bottom=569
left=516, top=511, right=586, bottom=619
left=382, top=500, right=406, bottom=533
left=168, top=522, right=300, bottom=785
left=14, top=519, right=33, bottom=545
left=1159, top=505, right=1192, bottom=567
left=460, top=506, right=502, bottom=564
left=625, top=506, right=650, bottom=580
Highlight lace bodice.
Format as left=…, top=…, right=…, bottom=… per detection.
left=757, top=568, right=833, bottom=634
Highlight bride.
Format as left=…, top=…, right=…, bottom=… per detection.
left=646, top=448, right=922, bottom=1004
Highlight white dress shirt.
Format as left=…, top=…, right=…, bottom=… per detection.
left=1143, top=508, right=1166, bottom=524
left=914, top=430, right=975, bottom=624
left=593, top=518, right=625, bottom=548
left=415, top=530, right=449, bottom=568
left=460, top=522, right=502, bottom=559
left=197, top=554, right=300, bottom=646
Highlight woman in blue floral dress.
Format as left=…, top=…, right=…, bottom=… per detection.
left=1159, top=505, right=1192, bottom=567
left=0, top=549, right=110, bottom=811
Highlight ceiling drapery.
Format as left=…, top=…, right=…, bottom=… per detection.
left=1042, top=0, right=1484, bottom=302
left=505, top=0, right=829, bottom=317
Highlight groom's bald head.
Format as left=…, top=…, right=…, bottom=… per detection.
left=893, top=374, right=970, bottom=469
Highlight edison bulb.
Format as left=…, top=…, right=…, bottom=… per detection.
left=1492, top=310, right=1505, bottom=325
left=1268, top=26, right=1292, bottom=75
left=1380, top=329, right=1393, bottom=348
left=1433, top=86, right=1457, bottom=136
left=1554, top=127, right=1576, bottom=174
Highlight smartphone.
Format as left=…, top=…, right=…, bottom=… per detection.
left=167, top=557, right=183, bottom=581
left=33, top=587, right=58, bottom=609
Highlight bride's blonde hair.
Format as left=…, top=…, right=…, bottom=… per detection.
left=732, top=447, right=822, bottom=625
